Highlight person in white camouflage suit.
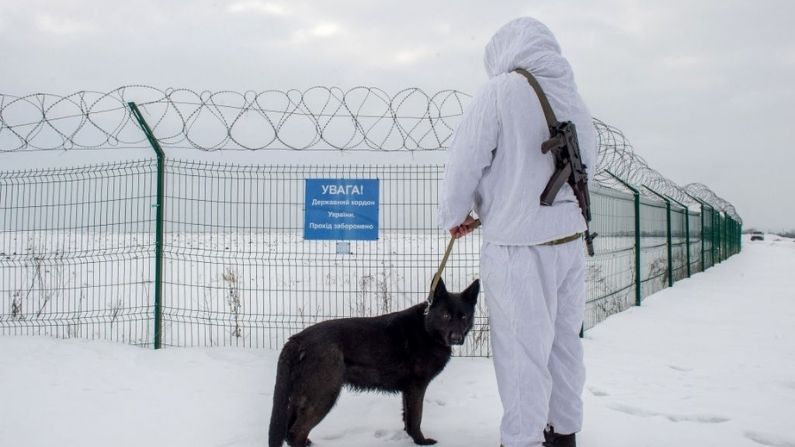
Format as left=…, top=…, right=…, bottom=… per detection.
left=438, top=17, right=597, bottom=447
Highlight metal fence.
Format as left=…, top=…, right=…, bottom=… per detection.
left=0, top=86, right=742, bottom=356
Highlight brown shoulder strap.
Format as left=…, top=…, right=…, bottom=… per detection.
left=513, top=68, right=559, bottom=128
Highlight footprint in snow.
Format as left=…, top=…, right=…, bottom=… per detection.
left=587, top=386, right=609, bottom=397
left=668, top=364, right=693, bottom=372
left=606, top=403, right=730, bottom=424
left=322, top=425, right=370, bottom=441
left=744, top=431, right=795, bottom=447
left=780, top=380, right=795, bottom=390
left=374, top=429, right=408, bottom=441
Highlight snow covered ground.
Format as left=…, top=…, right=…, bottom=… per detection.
left=1, top=236, right=793, bottom=447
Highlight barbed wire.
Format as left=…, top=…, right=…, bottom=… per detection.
left=0, top=85, right=740, bottom=223
left=0, top=85, right=468, bottom=152
left=593, top=118, right=742, bottom=223
left=683, top=183, right=741, bottom=223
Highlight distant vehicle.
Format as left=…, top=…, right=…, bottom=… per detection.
left=750, top=231, right=765, bottom=241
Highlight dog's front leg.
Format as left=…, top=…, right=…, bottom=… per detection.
left=402, top=382, right=436, bottom=445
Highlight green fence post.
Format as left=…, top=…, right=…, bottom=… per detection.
left=643, top=186, right=673, bottom=287
left=606, top=170, right=642, bottom=306
left=724, top=216, right=729, bottom=259
left=712, top=213, right=723, bottom=263
left=128, top=102, right=165, bottom=350
left=706, top=207, right=712, bottom=264
left=666, top=198, right=674, bottom=286
left=701, top=200, right=716, bottom=267
left=715, top=212, right=723, bottom=263
left=715, top=211, right=721, bottom=263
left=700, top=201, right=706, bottom=271
left=714, top=210, right=719, bottom=263
left=666, top=195, right=691, bottom=278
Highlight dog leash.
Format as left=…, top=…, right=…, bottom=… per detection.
left=429, top=219, right=482, bottom=299
left=428, top=219, right=584, bottom=300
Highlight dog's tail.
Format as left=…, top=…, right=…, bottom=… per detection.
left=269, top=340, right=299, bottom=447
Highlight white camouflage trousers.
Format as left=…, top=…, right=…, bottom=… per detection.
left=481, top=239, right=586, bottom=447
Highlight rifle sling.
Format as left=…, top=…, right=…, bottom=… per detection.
left=513, top=68, right=559, bottom=130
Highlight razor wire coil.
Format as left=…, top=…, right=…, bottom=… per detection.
left=0, top=85, right=741, bottom=223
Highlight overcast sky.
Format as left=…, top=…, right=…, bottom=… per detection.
left=1, top=0, right=794, bottom=231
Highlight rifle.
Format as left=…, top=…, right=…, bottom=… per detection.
left=514, top=68, right=598, bottom=256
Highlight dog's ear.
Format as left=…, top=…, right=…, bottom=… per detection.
left=431, top=278, right=448, bottom=305
left=461, top=279, right=480, bottom=306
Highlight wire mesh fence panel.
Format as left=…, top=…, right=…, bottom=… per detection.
left=671, top=206, right=688, bottom=283
left=0, top=160, right=156, bottom=346
left=159, top=162, right=487, bottom=355
left=639, top=198, right=668, bottom=301
left=0, top=157, right=745, bottom=354
left=584, top=185, right=636, bottom=330
left=703, top=208, right=714, bottom=269
left=0, top=155, right=742, bottom=355
left=688, top=209, right=703, bottom=274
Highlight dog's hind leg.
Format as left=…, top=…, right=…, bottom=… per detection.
left=287, top=394, right=337, bottom=447
left=403, top=381, right=437, bottom=445
left=287, top=384, right=342, bottom=446
left=287, top=349, right=345, bottom=447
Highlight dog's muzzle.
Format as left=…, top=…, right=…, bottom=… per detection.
left=448, top=332, right=464, bottom=345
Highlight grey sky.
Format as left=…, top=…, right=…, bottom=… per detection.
left=1, top=0, right=794, bottom=231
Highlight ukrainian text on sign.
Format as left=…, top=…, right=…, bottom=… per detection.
left=304, top=179, right=379, bottom=240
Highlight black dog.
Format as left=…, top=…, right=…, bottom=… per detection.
left=268, top=278, right=480, bottom=447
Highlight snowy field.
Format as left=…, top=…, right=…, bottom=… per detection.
left=1, top=235, right=793, bottom=446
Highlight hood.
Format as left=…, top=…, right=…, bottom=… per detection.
left=483, top=17, right=580, bottom=118
left=484, top=17, right=572, bottom=80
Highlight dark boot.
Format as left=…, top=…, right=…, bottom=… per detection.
left=543, top=426, right=576, bottom=447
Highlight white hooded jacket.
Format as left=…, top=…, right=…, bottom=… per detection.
left=438, top=17, right=597, bottom=245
